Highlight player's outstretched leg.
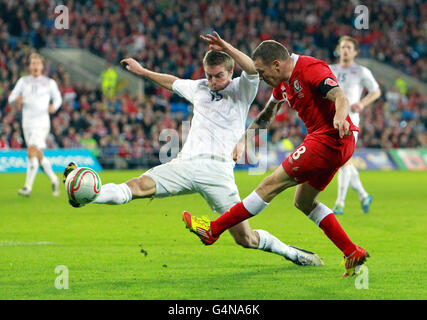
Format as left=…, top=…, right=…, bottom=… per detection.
left=92, top=175, right=155, bottom=205
left=258, top=235, right=324, bottom=266
left=229, top=222, right=324, bottom=266
left=91, top=183, right=133, bottom=205
left=182, top=210, right=324, bottom=266
left=182, top=165, right=297, bottom=244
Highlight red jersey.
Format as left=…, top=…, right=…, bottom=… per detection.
left=271, top=54, right=359, bottom=137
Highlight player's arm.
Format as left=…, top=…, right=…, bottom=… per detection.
left=352, top=67, right=381, bottom=112
left=120, top=58, right=178, bottom=91
left=200, top=31, right=257, bottom=75
left=252, top=97, right=282, bottom=130
left=49, top=80, right=62, bottom=114
left=352, top=88, right=381, bottom=112
left=8, top=78, right=24, bottom=105
left=232, top=97, right=282, bottom=161
left=325, top=87, right=351, bottom=138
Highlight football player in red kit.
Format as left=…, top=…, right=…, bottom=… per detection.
left=182, top=40, right=369, bottom=278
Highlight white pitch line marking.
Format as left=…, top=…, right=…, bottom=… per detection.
left=0, top=241, right=53, bottom=247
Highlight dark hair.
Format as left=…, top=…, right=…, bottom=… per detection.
left=203, top=50, right=234, bottom=71
left=252, top=40, right=290, bottom=65
left=337, top=36, right=359, bottom=51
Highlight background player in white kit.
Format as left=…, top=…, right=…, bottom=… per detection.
left=8, top=53, right=62, bottom=197
left=330, top=36, right=381, bottom=215
left=64, top=32, right=323, bottom=266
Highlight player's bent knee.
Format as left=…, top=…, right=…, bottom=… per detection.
left=233, top=234, right=256, bottom=249
left=27, top=146, right=38, bottom=158
left=294, top=199, right=316, bottom=215
left=230, top=230, right=258, bottom=249
left=127, top=176, right=156, bottom=198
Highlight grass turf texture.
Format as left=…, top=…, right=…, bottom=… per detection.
left=0, top=170, right=426, bottom=300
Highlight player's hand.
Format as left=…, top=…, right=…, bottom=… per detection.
left=232, top=140, right=246, bottom=162
left=351, top=102, right=364, bottom=113
left=120, top=58, right=145, bottom=76
left=48, top=104, right=56, bottom=114
left=333, top=118, right=350, bottom=139
left=15, top=95, right=23, bottom=105
left=200, top=31, right=230, bottom=52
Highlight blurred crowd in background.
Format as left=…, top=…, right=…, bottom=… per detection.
left=0, top=0, right=426, bottom=168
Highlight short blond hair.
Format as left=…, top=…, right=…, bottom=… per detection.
left=203, top=50, right=234, bottom=72
left=28, top=53, right=45, bottom=64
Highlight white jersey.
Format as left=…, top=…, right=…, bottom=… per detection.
left=172, top=71, right=259, bottom=163
left=330, top=63, right=379, bottom=126
left=8, top=75, right=62, bottom=128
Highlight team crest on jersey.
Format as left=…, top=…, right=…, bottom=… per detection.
left=293, top=79, right=302, bottom=92
left=324, top=78, right=338, bottom=86
left=282, top=91, right=289, bottom=102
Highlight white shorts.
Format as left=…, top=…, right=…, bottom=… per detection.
left=353, top=131, right=359, bottom=145
left=23, top=126, right=49, bottom=149
left=143, top=157, right=240, bottom=213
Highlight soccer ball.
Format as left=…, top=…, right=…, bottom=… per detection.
left=65, top=167, right=102, bottom=205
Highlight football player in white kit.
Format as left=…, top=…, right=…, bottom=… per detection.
left=330, top=36, right=381, bottom=215
left=63, top=32, right=323, bottom=266
left=8, top=53, right=62, bottom=197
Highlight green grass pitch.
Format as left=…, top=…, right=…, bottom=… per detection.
left=0, top=169, right=426, bottom=300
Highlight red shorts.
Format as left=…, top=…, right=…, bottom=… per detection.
left=282, top=133, right=355, bottom=191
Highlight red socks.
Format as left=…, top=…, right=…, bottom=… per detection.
left=211, top=202, right=253, bottom=237
left=210, top=201, right=357, bottom=257
left=319, top=213, right=357, bottom=256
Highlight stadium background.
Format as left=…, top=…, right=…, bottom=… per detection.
left=0, top=0, right=426, bottom=171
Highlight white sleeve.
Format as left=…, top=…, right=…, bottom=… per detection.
left=50, top=79, right=62, bottom=111
left=238, top=71, right=260, bottom=106
left=172, top=79, right=200, bottom=103
left=8, top=78, right=24, bottom=104
left=361, top=67, right=379, bottom=93
left=329, top=64, right=337, bottom=77
left=269, top=94, right=284, bottom=103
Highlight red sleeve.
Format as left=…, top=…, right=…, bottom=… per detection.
left=305, top=61, right=339, bottom=96
left=305, top=61, right=338, bottom=87
left=271, top=84, right=285, bottom=102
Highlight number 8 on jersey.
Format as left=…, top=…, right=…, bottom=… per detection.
left=291, top=146, right=306, bottom=160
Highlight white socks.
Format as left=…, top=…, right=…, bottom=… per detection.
left=348, top=164, right=368, bottom=201
left=24, top=157, right=39, bottom=190
left=308, top=202, right=332, bottom=226
left=255, top=229, right=297, bottom=260
left=244, top=192, right=298, bottom=260
left=40, top=157, right=59, bottom=184
left=24, top=156, right=58, bottom=191
left=336, top=165, right=352, bottom=207
left=336, top=163, right=368, bottom=206
left=242, top=191, right=269, bottom=215
left=93, top=183, right=133, bottom=205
